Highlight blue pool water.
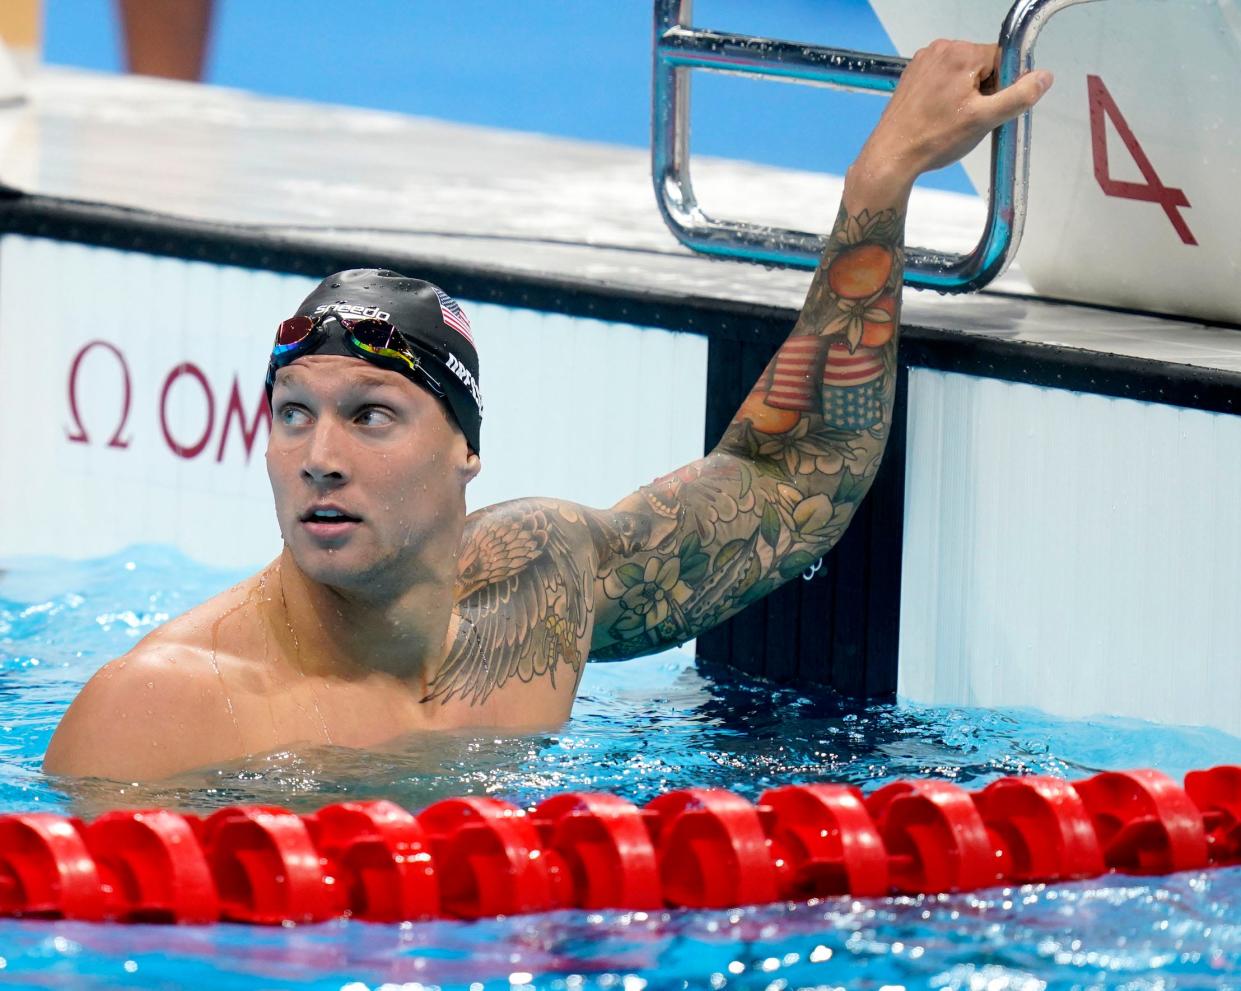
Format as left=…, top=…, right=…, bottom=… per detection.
left=0, top=547, right=1239, bottom=990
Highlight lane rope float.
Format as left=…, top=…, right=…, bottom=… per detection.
left=0, top=766, right=1236, bottom=924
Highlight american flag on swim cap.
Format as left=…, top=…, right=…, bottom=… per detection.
left=434, top=287, right=474, bottom=345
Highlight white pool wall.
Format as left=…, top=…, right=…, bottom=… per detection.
left=0, top=235, right=708, bottom=568
left=901, top=368, right=1241, bottom=735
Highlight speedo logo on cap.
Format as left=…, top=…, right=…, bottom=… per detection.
left=313, top=302, right=392, bottom=321
left=445, top=353, right=483, bottom=413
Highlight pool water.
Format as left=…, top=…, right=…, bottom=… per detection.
left=0, top=547, right=1238, bottom=990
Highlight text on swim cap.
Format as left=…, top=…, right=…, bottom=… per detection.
left=313, top=303, right=393, bottom=321
left=445, top=353, right=483, bottom=414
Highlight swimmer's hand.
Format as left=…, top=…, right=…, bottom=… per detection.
left=847, top=40, right=1054, bottom=208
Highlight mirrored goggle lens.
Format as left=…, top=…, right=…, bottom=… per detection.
left=345, top=319, right=417, bottom=369
left=345, top=319, right=447, bottom=397
left=341, top=317, right=400, bottom=352
left=274, top=316, right=315, bottom=349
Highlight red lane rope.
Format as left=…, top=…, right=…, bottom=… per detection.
left=0, top=766, right=1237, bottom=924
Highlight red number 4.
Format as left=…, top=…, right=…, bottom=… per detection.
left=1087, top=74, right=1197, bottom=246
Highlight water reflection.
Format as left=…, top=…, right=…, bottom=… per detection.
left=0, top=868, right=1236, bottom=989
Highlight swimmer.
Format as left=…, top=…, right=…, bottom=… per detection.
left=44, top=42, right=1052, bottom=781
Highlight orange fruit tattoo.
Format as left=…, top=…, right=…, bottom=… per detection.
left=738, top=388, right=802, bottom=435
left=860, top=295, right=896, bottom=348
left=827, top=243, right=893, bottom=299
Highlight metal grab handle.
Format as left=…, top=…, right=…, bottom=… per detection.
left=652, top=0, right=1097, bottom=292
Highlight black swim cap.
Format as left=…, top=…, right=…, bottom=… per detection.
left=269, top=270, right=482, bottom=454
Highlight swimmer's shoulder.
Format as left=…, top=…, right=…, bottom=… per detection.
left=437, top=498, right=599, bottom=713
left=42, top=641, right=250, bottom=781
left=136, top=568, right=271, bottom=656
left=43, top=568, right=280, bottom=781
left=454, top=497, right=599, bottom=604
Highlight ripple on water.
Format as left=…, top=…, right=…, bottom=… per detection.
left=1, top=547, right=1239, bottom=989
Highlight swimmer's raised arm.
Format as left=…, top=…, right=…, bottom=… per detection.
left=582, top=41, right=1053, bottom=660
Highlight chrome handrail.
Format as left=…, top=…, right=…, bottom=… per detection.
left=652, top=0, right=1099, bottom=292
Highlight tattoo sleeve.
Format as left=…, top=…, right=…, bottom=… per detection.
left=589, top=201, right=907, bottom=660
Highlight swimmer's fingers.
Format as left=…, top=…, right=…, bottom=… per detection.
left=974, top=66, right=1055, bottom=129
left=952, top=41, right=1052, bottom=137
left=858, top=39, right=1053, bottom=182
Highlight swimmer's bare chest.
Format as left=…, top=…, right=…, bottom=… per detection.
left=167, top=501, right=599, bottom=758
left=159, top=621, right=588, bottom=767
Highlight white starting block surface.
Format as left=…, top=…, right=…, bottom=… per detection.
left=0, top=67, right=1237, bottom=735
left=872, top=0, right=1241, bottom=326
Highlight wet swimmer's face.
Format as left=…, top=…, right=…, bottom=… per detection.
left=266, top=354, right=481, bottom=592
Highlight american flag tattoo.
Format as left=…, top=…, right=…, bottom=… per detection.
left=765, top=339, right=885, bottom=430
left=822, top=342, right=885, bottom=430
left=765, top=337, right=826, bottom=411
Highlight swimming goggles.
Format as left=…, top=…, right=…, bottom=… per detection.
left=267, top=313, right=447, bottom=398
